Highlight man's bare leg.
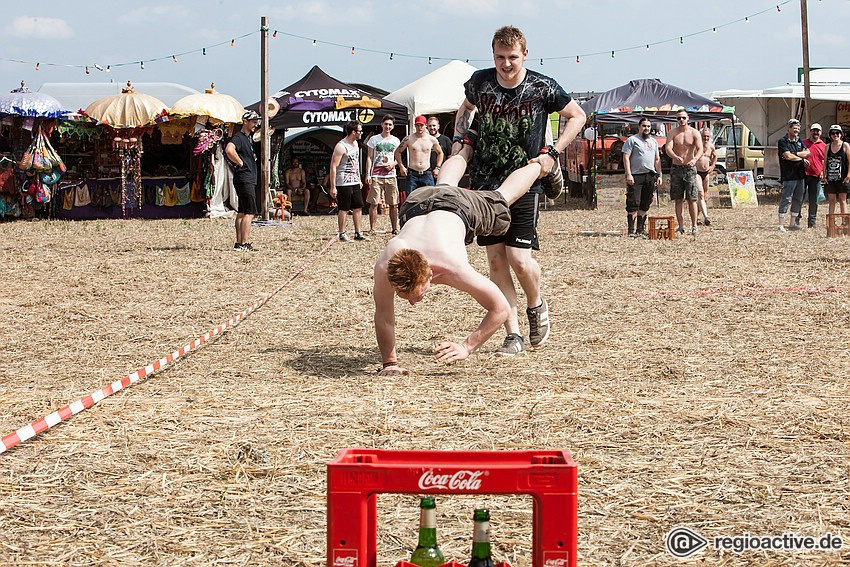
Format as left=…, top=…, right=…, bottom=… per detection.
left=389, top=205, right=399, bottom=232
left=352, top=208, right=362, bottom=234
left=369, top=204, right=378, bottom=232
left=436, top=145, right=473, bottom=185
left=675, top=199, right=685, bottom=229
left=337, top=209, right=347, bottom=233
left=496, top=162, right=545, bottom=205
left=485, top=245, right=521, bottom=335
left=507, top=246, right=542, bottom=309
left=687, top=199, right=698, bottom=227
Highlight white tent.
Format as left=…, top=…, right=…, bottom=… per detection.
left=385, top=60, right=477, bottom=125
left=706, top=82, right=850, bottom=147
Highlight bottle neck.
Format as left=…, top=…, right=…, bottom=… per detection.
left=417, top=508, right=437, bottom=547
left=471, top=520, right=491, bottom=559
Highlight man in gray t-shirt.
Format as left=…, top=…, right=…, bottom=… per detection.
left=622, top=117, right=662, bottom=236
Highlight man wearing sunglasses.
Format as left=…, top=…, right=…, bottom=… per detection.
left=664, top=109, right=704, bottom=235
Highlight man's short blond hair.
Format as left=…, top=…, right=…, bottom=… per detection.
left=492, top=26, right=526, bottom=52
left=387, top=249, right=430, bottom=294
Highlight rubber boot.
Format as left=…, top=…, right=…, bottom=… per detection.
left=627, top=214, right=635, bottom=236
left=636, top=215, right=646, bottom=235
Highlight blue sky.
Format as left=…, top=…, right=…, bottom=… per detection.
left=1, top=0, right=848, bottom=106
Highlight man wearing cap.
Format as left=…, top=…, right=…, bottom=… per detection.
left=777, top=118, right=810, bottom=231
left=395, top=115, right=444, bottom=194
left=225, top=110, right=260, bottom=250
left=802, top=123, right=826, bottom=228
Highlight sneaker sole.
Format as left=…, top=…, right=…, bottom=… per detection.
left=494, top=350, right=527, bottom=357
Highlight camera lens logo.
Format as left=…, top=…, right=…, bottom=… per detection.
left=666, top=526, right=708, bottom=558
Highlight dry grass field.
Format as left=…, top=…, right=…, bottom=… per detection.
left=0, top=198, right=848, bottom=566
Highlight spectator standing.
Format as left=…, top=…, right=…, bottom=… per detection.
left=329, top=121, right=366, bottom=241
left=777, top=118, right=810, bottom=232
left=427, top=116, right=452, bottom=176
left=664, top=109, right=704, bottom=235
left=622, top=117, right=662, bottom=236
left=365, top=115, right=402, bottom=234
left=824, top=125, right=850, bottom=215
left=395, top=115, right=444, bottom=194
left=225, top=110, right=260, bottom=251
left=802, top=123, right=826, bottom=228
left=696, top=128, right=717, bottom=226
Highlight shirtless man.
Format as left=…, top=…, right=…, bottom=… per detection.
left=395, top=115, right=444, bottom=194
left=373, top=146, right=545, bottom=376
left=695, top=128, right=717, bottom=226
left=664, top=110, right=704, bottom=235
left=285, top=157, right=310, bottom=215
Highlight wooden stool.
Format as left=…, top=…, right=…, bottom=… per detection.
left=648, top=216, right=676, bottom=240
left=826, top=213, right=850, bottom=237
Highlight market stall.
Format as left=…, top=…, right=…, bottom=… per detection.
left=52, top=81, right=204, bottom=220
left=0, top=81, right=69, bottom=220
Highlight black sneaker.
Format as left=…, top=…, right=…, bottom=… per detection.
left=541, top=162, right=564, bottom=200
left=391, top=229, right=399, bottom=235
left=243, top=242, right=257, bottom=251
left=527, top=299, right=550, bottom=347
left=495, top=333, right=526, bottom=356
left=233, top=242, right=244, bottom=251
left=354, top=232, right=366, bottom=241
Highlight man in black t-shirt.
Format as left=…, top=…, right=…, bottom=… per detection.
left=225, top=110, right=260, bottom=250
left=427, top=116, right=452, bottom=176
left=777, top=118, right=810, bottom=232
left=451, top=25, right=586, bottom=357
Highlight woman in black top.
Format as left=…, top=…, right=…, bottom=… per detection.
left=824, top=125, right=850, bottom=215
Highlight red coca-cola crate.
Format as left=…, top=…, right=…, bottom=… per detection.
left=327, top=449, right=577, bottom=567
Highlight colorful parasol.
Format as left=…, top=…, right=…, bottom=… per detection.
left=0, top=81, right=67, bottom=119
left=169, top=83, right=246, bottom=124
left=83, top=81, right=168, bottom=128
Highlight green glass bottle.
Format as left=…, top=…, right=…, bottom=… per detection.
left=467, top=508, right=495, bottom=567
left=410, top=496, right=446, bottom=567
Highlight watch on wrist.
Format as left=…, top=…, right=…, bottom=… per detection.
left=540, top=144, right=560, bottom=160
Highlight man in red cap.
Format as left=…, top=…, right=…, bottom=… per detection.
left=395, top=115, right=444, bottom=195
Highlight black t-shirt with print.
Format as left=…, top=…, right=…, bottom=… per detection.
left=230, top=131, right=258, bottom=185
left=464, top=68, right=571, bottom=192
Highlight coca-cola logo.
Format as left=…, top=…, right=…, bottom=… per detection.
left=544, top=559, right=568, bottom=567
left=418, top=469, right=485, bottom=490
left=332, top=549, right=357, bottom=567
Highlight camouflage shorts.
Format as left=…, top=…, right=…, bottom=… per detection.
left=670, top=165, right=698, bottom=201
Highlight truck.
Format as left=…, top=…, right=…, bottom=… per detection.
left=710, top=119, right=765, bottom=174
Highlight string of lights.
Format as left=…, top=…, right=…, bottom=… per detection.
left=0, top=1, right=797, bottom=73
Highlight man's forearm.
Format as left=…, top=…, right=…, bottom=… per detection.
left=375, top=317, right=398, bottom=365
left=454, top=105, right=475, bottom=137
left=554, top=116, right=584, bottom=154
left=462, top=308, right=508, bottom=355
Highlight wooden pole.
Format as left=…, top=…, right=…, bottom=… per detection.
left=260, top=16, right=270, bottom=220
left=800, top=0, right=812, bottom=129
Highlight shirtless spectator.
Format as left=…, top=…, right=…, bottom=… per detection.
left=696, top=128, right=717, bottom=226
left=664, top=110, right=704, bottom=235
left=285, top=157, right=310, bottom=215
left=395, top=115, right=444, bottom=194
left=374, top=146, right=544, bottom=376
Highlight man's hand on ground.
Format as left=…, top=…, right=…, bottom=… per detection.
left=433, top=341, right=470, bottom=364
left=378, top=364, right=409, bottom=376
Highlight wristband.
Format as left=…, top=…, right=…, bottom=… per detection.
left=539, top=144, right=560, bottom=160
left=452, top=135, right=464, bottom=143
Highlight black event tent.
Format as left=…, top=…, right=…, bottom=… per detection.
left=248, top=66, right=408, bottom=130
left=581, top=78, right=734, bottom=124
